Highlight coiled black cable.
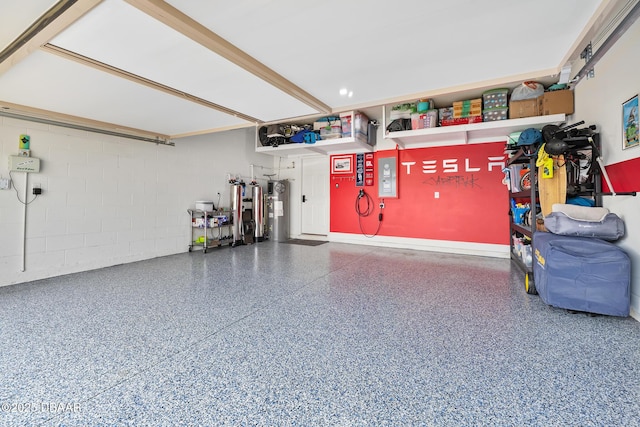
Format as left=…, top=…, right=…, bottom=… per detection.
left=355, top=189, right=381, bottom=238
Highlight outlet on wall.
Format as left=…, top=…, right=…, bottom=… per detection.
left=0, top=177, right=11, bottom=190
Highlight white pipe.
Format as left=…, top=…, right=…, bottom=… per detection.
left=596, top=156, right=616, bottom=196
left=21, top=172, right=28, bottom=272
left=589, top=136, right=618, bottom=196
left=0, top=110, right=173, bottom=145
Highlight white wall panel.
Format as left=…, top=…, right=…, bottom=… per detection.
left=25, top=237, right=46, bottom=255
left=0, top=118, right=272, bottom=287
left=25, top=250, right=65, bottom=271
left=573, top=17, right=640, bottom=318
left=67, top=217, right=101, bottom=235
left=45, top=234, right=84, bottom=252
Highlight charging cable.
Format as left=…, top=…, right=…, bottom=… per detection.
left=355, top=189, right=382, bottom=237
left=8, top=170, right=39, bottom=205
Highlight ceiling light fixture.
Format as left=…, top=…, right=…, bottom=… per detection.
left=339, top=88, right=354, bottom=98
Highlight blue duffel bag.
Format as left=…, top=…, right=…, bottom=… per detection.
left=533, top=231, right=631, bottom=316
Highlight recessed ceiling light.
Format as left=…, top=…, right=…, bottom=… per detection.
left=339, top=88, right=348, bottom=96
left=348, top=91, right=353, bottom=98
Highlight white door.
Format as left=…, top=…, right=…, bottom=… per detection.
left=301, top=156, right=329, bottom=235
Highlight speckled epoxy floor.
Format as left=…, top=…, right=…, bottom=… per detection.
left=1, top=242, right=639, bottom=426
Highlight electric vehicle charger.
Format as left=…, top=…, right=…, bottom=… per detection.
left=355, top=189, right=382, bottom=237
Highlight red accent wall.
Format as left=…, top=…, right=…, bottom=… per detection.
left=602, top=157, right=640, bottom=193
left=330, top=142, right=509, bottom=245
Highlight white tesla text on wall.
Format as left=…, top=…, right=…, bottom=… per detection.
left=401, top=156, right=506, bottom=174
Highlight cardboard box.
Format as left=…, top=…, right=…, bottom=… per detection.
left=509, top=99, right=539, bottom=119
left=453, top=98, right=482, bottom=118
left=538, top=90, right=574, bottom=116
left=438, top=107, right=454, bottom=126
left=440, top=116, right=483, bottom=126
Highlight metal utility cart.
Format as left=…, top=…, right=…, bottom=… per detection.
left=187, top=209, right=233, bottom=253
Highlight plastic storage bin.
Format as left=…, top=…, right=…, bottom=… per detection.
left=482, top=88, right=509, bottom=109
left=340, top=111, right=369, bottom=142
left=411, top=110, right=438, bottom=129
left=483, top=107, right=508, bottom=121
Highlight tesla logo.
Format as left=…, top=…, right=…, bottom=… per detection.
left=401, top=156, right=506, bottom=174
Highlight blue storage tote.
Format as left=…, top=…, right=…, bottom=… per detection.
left=532, top=232, right=630, bottom=317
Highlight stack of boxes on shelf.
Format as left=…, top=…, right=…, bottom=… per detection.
left=338, top=111, right=370, bottom=144
left=510, top=89, right=574, bottom=119
left=410, top=99, right=438, bottom=130
left=437, top=99, right=477, bottom=126
left=260, top=111, right=372, bottom=147
left=439, top=98, right=483, bottom=126
left=310, top=112, right=372, bottom=142
left=387, top=102, right=437, bottom=131
left=386, top=83, right=576, bottom=134
left=482, top=88, right=509, bottom=121
left=438, top=87, right=575, bottom=125
left=313, top=116, right=342, bottom=140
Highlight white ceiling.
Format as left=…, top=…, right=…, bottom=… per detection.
left=0, top=0, right=615, bottom=140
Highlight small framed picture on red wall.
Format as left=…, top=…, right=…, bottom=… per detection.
left=332, top=155, right=353, bottom=174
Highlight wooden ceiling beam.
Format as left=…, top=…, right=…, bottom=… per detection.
left=124, top=0, right=331, bottom=114
left=0, top=0, right=103, bottom=76
left=0, top=100, right=172, bottom=143
left=42, top=43, right=261, bottom=124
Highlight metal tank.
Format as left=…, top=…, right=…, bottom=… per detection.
left=230, top=183, right=244, bottom=246
left=251, top=184, right=264, bottom=241
left=267, top=180, right=288, bottom=241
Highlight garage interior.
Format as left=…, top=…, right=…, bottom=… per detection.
left=1, top=0, right=640, bottom=425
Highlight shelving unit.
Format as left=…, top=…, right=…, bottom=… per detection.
left=507, top=148, right=538, bottom=294
left=507, top=132, right=604, bottom=295
left=256, top=103, right=568, bottom=156
left=255, top=110, right=374, bottom=157
left=256, top=135, right=373, bottom=157
left=188, top=209, right=233, bottom=253
left=383, top=111, right=567, bottom=148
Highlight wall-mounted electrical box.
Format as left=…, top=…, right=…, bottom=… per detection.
left=9, top=155, right=40, bottom=173
left=0, top=177, right=10, bottom=190
left=378, top=157, right=397, bottom=198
